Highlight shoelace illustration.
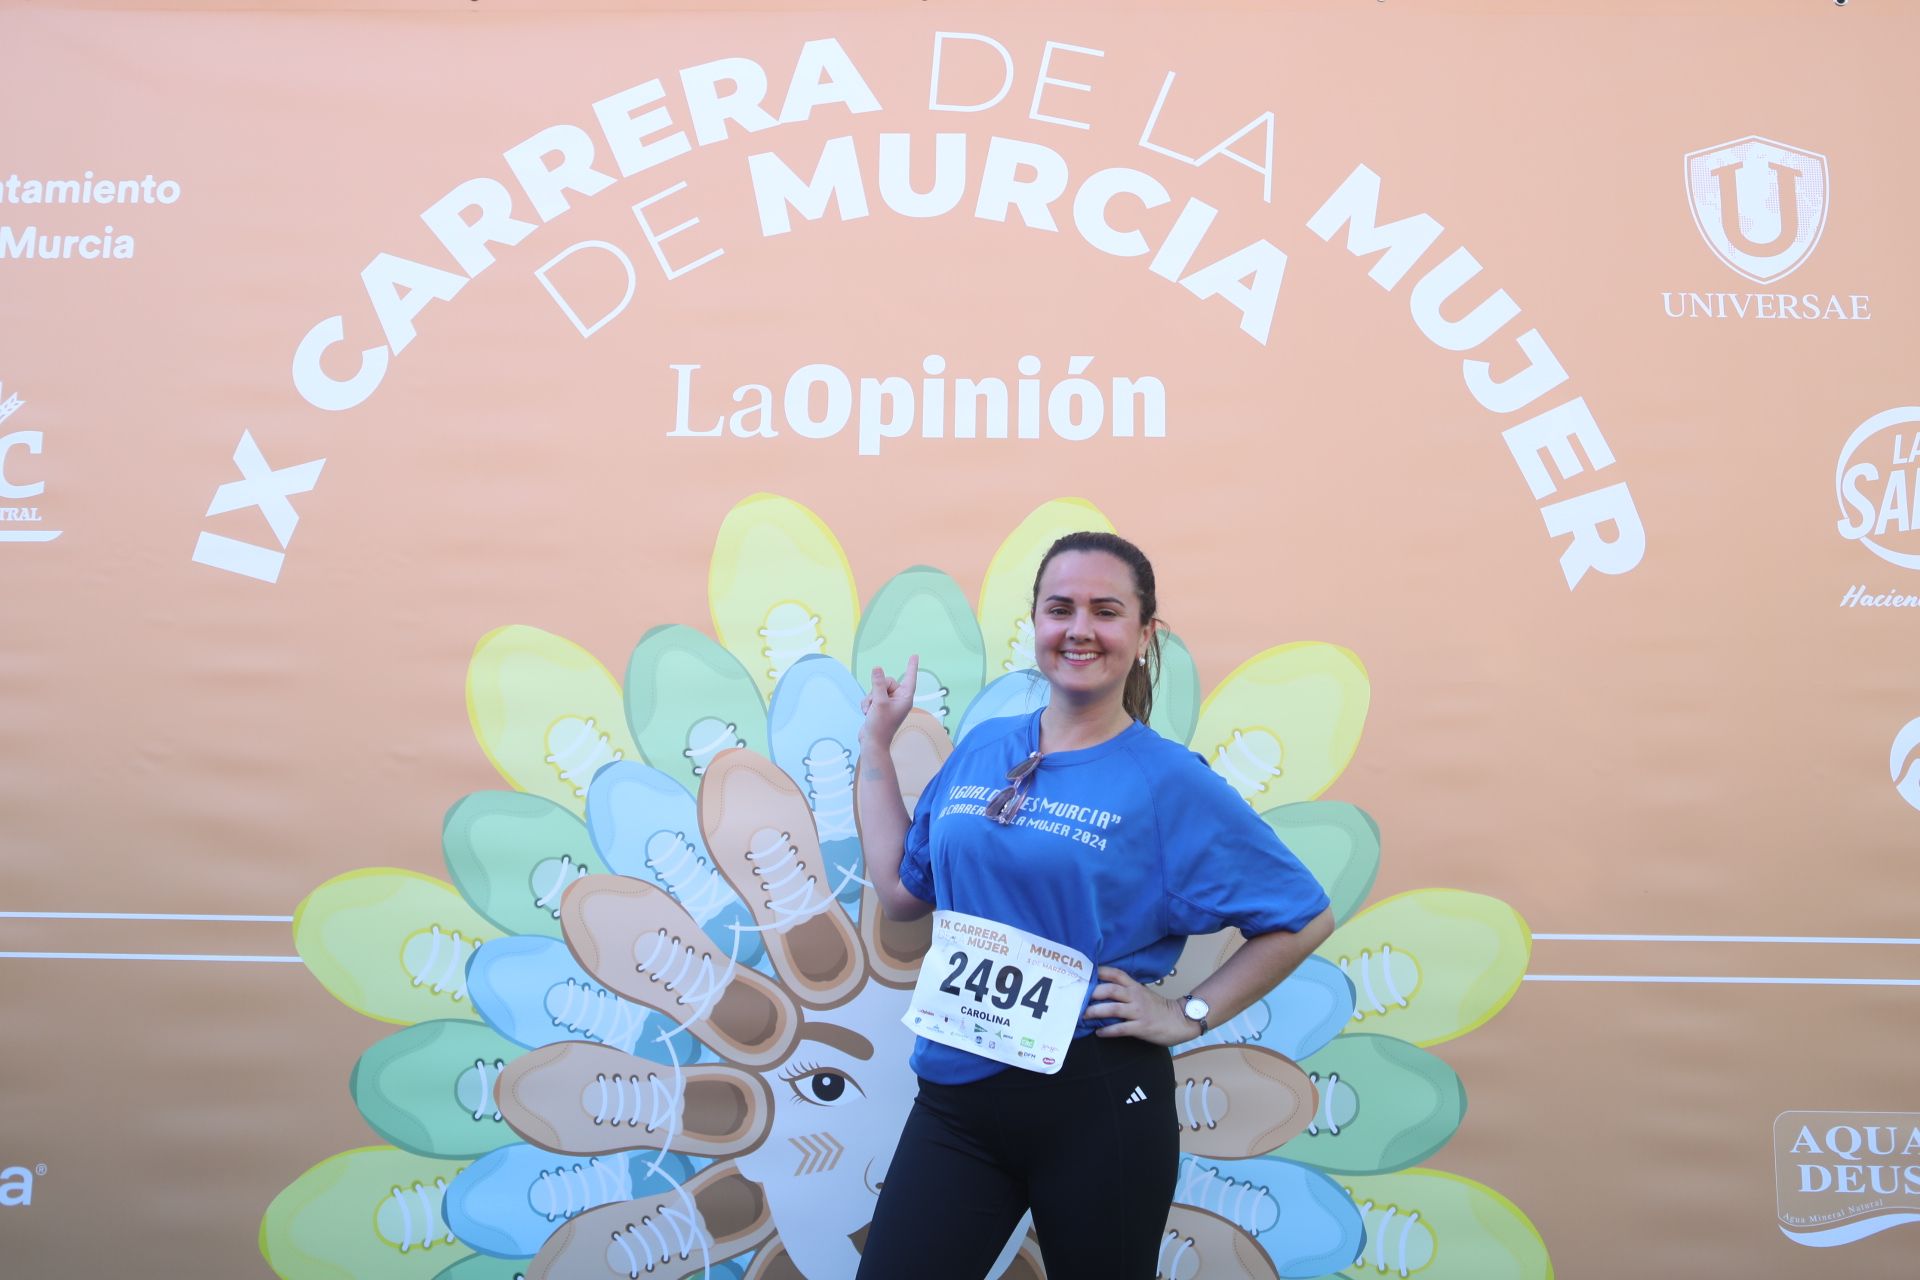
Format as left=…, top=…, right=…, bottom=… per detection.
left=1179, top=1075, right=1221, bottom=1131
left=461, top=1057, right=507, bottom=1121
left=380, top=1178, right=453, bottom=1251
left=746, top=827, right=830, bottom=925
left=609, top=1203, right=706, bottom=1276
left=1175, top=1159, right=1279, bottom=1236
left=587, top=1070, right=679, bottom=1132
left=1305, top=1070, right=1344, bottom=1136
left=1003, top=617, right=1036, bottom=672
left=1211, top=728, right=1283, bottom=798
left=531, top=1157, right=631, bottom=1222
left=531, top=854, right=590, bottom=916
left=758, top=603, right=826, bottom=683
left=546, top=717, right=622, bottom=798
left=634, top=929, right=724, bottom=1020
left=1156, top=1226, right=1200, bottom=1279
left=644, top=830, right=734, bottom=925
left=803, top=739, right=859, bottom=842
left=1352, top=1199, right=1426, bottom=1278
left=682, top=717, right=745, bottom=776
left=1340, top=944, right=1411, bottom=1017
left=547, top=977, right=649, bottom=1048
left=403, top=925, right=477, bottom=1001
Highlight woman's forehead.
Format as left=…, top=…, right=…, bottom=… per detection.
left=1038, top=549, right=1136, bottom=598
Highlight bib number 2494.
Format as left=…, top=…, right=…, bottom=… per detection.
left=937, top=951, right=1053, bottom=1020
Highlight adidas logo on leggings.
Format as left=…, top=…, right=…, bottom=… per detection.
left=1124, top=1086, right=1148, bottom=1104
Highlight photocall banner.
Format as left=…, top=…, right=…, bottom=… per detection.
left=2, top=2, right=1915, bottom=1277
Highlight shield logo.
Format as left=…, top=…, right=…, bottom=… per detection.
left=1684, top=136, right=1830, bottom=283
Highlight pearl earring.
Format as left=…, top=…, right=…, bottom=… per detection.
left=1137, top=655, right=1147, bottom=667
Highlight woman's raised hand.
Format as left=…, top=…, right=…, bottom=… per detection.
left=859, top=655, right=919, bottom=747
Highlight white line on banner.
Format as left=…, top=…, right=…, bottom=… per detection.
left=0, top=952, right=304, bottom=963
left=1534, top=933, right=1920, bottom=945
left=1524, top=974, right=1920, bottom=986
left=0, top=911, right=295, bottom=922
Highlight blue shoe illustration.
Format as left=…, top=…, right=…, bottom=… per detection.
left=953, top=669, right=1050, bottom=743
left=583, top=760, right=767, bottom=970
left=443, top=1141, right=696, bottom=1258
left=1175, top=1154, right=1366, bottom=1279
left=767, top=655, right=864, bottom=842
left=1188, top=955, right=1354, bottom=1061
left=465, top=934, right=679, bottom=1063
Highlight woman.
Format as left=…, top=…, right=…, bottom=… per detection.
left=853, top=531, right=1335, bottom=1280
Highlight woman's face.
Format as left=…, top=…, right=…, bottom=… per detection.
left=1031, top=549, right=1150, bottom=711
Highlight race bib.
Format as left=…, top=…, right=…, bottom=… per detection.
left=904, top=910, right=1093, bottom=1074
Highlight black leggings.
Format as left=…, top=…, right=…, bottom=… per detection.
left=856, top=1035, right=1179, bottom=1280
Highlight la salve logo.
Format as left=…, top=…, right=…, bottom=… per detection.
left=1685, top=136, right=1829, bottom=284
left=1891, top=718, right=1920, bottom=814
left=1835, top=407, right=1920, bottom=575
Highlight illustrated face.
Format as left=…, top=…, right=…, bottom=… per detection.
left=1031, top=549, right=1150, bottom=711
left=734, top=978, right=921, bottom=1278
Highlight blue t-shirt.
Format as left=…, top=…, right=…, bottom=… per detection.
left=898, top=710, right=1331, bottom=1084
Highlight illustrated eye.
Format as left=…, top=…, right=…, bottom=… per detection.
left=778, top=1060, right=864, bottom=1107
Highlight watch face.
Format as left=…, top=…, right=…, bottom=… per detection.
left=1184, top=997, right=1210, bottom=1021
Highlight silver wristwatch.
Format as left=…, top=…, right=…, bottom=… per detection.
left=1181, top=993, right=1211, bottom=1035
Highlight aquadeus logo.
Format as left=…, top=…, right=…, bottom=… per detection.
left=1686, top=136, right=1828, bottom=284
left=1775, top=1112, right=1920, bottom=1247
left=1835, top=407, right=1920, bottom=570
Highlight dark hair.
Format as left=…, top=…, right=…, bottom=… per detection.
left=1030, top=530, right=1162, bottom=726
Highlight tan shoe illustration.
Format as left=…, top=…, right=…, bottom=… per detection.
left=1158, top=1203, right=1282, bottom=1280
left=1174, top=1044, right=1318, bottom=1159
left=497, top=1040, right=770, bottom=1158
left=528, top=1159, right=774, bottom=1280
left=699, top=748, right=863, bottom=1007
left=561, top=874, right=797, bottom=1069
left=856, top=708, right=949, bottom=987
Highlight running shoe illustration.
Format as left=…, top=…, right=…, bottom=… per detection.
left=442, top=1144, right=697, bottom=1259
left=1280, top=1034, right=1465, bottom=1175
left=261, top=1146, right=472, bottom=1280
left=351, top=1018, right=523, bottom=1158
left=468, top=626, right=639, bottom=816
left=442, top=790, right=607, bottom=941
left=1324, top=889, right=1530, bottom=1046
left=851, top=565, right=984, bottom=733
left=465, top=933, right=674, bottom=1062
left=624, top=624, right=768, bottom=791
left=1175, top=1154, right=1366, bottom=1279
left=296, top=868, right=499, bottom=1024
left=710, top=494, right=859, bottom=698
left=1338, top=1168, right=1552, bottom=1280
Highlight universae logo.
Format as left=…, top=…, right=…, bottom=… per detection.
left=1685, top=136, right=1828, bottom=284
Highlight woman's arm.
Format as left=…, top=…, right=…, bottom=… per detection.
left=1087, top=907, right=1336, bottom=1046
left=856, top=656, right=935, bottom=922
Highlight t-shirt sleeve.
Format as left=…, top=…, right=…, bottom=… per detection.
left=1159, top=753, right=1331, bottom=937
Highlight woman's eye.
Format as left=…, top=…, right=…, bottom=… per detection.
left=788, top=1069, right=861, bottom=1106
